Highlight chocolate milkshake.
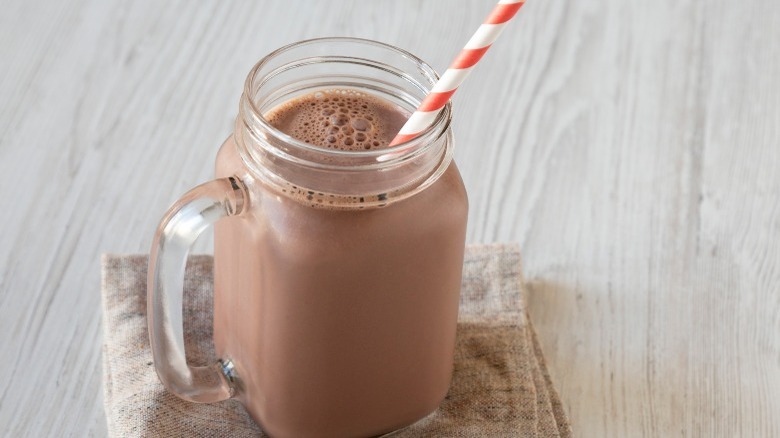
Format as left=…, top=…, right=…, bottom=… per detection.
left=146, top=38, right=469, bottom=438
left=213, top=88, right=467, bottom=437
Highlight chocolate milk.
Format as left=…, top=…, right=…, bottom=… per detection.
left=213, top=89, right=468, bottom=437
left=265, top=89, right=407, bottom=151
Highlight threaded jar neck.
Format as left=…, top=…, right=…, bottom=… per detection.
left=234, top=37, right=453, bottom=209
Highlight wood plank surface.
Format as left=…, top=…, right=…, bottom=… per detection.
left=1, top=0, right=778, bottom=436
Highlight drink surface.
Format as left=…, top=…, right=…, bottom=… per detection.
left=265, top=89, right=409, bottom=151
left=213, top=88, right=468, bottom=437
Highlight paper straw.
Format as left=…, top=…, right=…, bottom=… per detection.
left=386, top=0, right=526, bottom=152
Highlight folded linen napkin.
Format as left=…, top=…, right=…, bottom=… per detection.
left=101, top=244, right=570, bottom=437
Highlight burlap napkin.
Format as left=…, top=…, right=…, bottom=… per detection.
left=101, top=244, right=570, bottom=437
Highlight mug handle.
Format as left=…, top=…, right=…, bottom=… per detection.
left=147, top=176, right=246, bottom=402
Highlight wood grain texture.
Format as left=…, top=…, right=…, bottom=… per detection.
left=1, top=0, right=779, bottom=436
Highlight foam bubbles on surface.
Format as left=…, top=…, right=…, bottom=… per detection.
left=264, top=89, right=409, bottom=151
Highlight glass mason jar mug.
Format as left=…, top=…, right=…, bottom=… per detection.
left=148, top=38, right=468, bottom=437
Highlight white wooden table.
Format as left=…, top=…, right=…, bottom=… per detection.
left=2, top=0, right=779, bottom=436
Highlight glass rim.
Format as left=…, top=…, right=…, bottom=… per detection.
left=241, top=36, right=452, bottom=161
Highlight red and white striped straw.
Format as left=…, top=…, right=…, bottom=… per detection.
left=388, top=0, right=526, bottom=148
